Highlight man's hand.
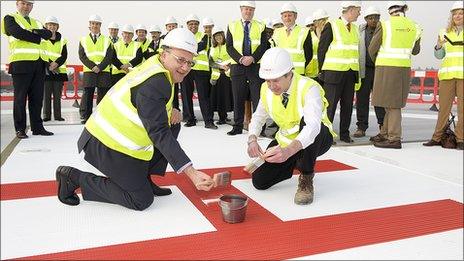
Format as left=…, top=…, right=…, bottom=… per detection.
left=184, top=166, right=215, bottom=191
left=263, top=145, right=291, bottom=163
left=48, top=61, right=59, bottom=72
left=170, top=108, right=182, bottom=125
left=241, top=56, right=254, bottom=66
left=247, top=135, right=264, bottom=158
left=436, top=35, right=447, bottom=49
left=91, top=66, right=100, bottom=73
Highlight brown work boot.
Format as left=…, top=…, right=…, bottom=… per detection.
left=294, top=174, right=314, bottom=205
left=369, top=133, right=387, bottom=142
left=373, top=139, right=402, bottom=149
left=353, top=129, right=366, bottom=138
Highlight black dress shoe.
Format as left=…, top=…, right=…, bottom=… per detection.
left=32, top=129, right=54, bottom=136
left=205, top=122, right=218, bottom=129
left=55, top=117, right=65, bottom=121
left=340, top=136, right=354, bottom=143
left=422, top=139, right=441, bottom=146
left=184, top=120, right=196, bottom=127
left=151, top=182, right=172, bottom=196
left=43, top=118, right=51, bottom=122
left=16, top=130, right=28, bottom=139
left=216, top=119, right=227, bottom=125
left=56, top=166, right=80, bottom=206
left=227, top=127, right=243, bottom=136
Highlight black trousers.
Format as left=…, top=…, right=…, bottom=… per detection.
left=194, top=70, right=214, bottom=123
left=355, top=67, right=385, bottom=130
left=75, top=124, right=181, bottom=210
left=12, top=61, right=46, bottom=132
left=323, top=70, right=356, bottom=139
left=111, top=73, right=125, bottom=86
left=252, top=123, right=333, bottom=190
left=212, top=73, right=233, bottom=121
left=230, top=65, right=263, bottom=129
left=80, top=87, right=109, bottom=120
left=43, top=80, right=64, bottom=119
left=181, top=71, right=196, bottom=122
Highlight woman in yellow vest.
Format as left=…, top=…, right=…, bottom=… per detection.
left=423, top=1, right=463, bottom=150
left=42, top=16, right=67, bottom=122
left=247, top=48, right=334, bottom=206
left=55, top=28, right=215, bottom=210
left=209, top=27, right=233, bottom=124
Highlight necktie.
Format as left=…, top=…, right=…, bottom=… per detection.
left=24, top=16, right=31, bottom=24
left=286, top=27, right=292, bottom=36
left=281, top=92, right=289, bottom=108
left=346, top=23, right=351, bottom=32
left=93, top=34, right=97, bottom=43
left=243, top=21, right=251, bottom=56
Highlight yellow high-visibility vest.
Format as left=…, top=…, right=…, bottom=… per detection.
left=45, top=38, right=67, bottom=74
left=80, top=34, right=111, bottom=72
left=273, top=25, right=309, bottom=74
left=210, top=44, right=232, bottom=80
left=305, top=31, right=319, bottom=78
left=228, top=19, right=265, bottom=64
left=192, top=31, right=210, bottom=71
left=112, top=40, right=140, bottom=75
left=438, top=29, right=463, bottom=80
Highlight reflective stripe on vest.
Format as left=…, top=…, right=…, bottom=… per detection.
left=192, top=31, right=210, bottom=71
left=375, top=16, right=422, bottom=68
left=228, top=20, right=265, bottom=64
left=321, top=19, right=359, bottom=72
left=80, top=34, right=111, bottom=72
left=4, top=13, right=48, bottom=62
left=45, top=38, right=67, bottom=74
left=305, top=31, right=319, bottom=78
left=112, top=41, right=139, bottom=75
left=210, top=44, right=232, bottom=80
left=273, top=25, right=309, bottom=74
left=261, top=73, right=336, bottom=147
left=438, top=29, right=463, bottom=80
left=85, top=55, right=174, bottom=161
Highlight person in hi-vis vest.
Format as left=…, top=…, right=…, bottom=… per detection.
left=111, top=24, right=143, bottom=86
left=369, top=1, right=422, bottom=149
left=1, top=0, right=54, bottom=139
left=247, top=48, right=334, bottom=205
left=55, top=28, right=216, bottom=210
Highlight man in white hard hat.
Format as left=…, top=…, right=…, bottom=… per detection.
left=56, top=28, right=216, bottom=210
left=369, top=1, right=422, bottom=149
left=78, top=14, right=113, bottom=124
left=134, top=24, right=152, bottom=60
left=353, top=6, right=385, bottom=139
left=2, top=0, right=54, bottom=138
left=148, top=25, right=162, bottom=54
left=318, top=1, right=361, bottom=144
left=247, top=47, right=334, bottom=205
left=226, top=0, right=270, bottom=135
left=107, top=22, right=119, bottom=43
left=110, top=24, right=143, bottom=85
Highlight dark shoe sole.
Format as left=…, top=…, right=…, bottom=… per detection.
left=56, top=167, right=80, bottom=206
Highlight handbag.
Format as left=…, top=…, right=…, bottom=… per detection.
left=440, top=113, right=457, bottom=149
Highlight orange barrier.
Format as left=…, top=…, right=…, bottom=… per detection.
left=61, top=65, right=83, bottom=100
left=408, top=70, right=457, bottom=105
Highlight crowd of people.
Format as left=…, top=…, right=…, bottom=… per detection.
left=2, top=0, right=462, bottom=210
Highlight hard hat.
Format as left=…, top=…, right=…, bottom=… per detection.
left=134, top=24, right=147, bottom=32
left=88, top=14, right=103, bottom=23
left=272, top=18, right=283, bottom=26
left=341, top=1, right=362, bottom=8
left=202, top=17, right=214, bottom=26
left=165, top=16, right=178, bottom=26
left=387, top=1, right=407, bottom=9
left=259, top=47, right=293, bottom=80
left=162, top=27, right=198, bottom=55
left=212, top=26, right=224, bottom=36
left=304, top=16, right=314, bottom=25
left=364, top=6, right=380, bottom=17
left=149, top=25, right=162, bottom=32
left=45, top=16, right=59, bottom=25
left=280, top=2, right=297, bottom=14
left=121, top=24, right=134, bottom=33
left=262, top=18, right=273, bottom=29
left=22, top=0, right=34, bottom=3
left=107, top=22, right=119, bottom=30
left=239, top=1, right=256, bottom=8
left=312, top=9, right=329, bottom=21
left=185, top=14, right=200, bottom=23
left=451, top=1, right=463, bottom=11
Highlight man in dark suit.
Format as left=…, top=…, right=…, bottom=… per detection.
left=226, top=0, right=269, bottom=135
left=2, top=0, right=54, bottom=138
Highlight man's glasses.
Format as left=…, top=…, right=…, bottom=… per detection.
left=165, top=50, right=196, bottom=67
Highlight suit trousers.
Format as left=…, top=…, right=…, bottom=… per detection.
left=431, top=79, right=463, bottom=142
left=355, top=67, right=385, bottom=131
left=75, top=124, right=181, bottom=210
left=12, top=61, right=46, bottom=132
left=43, top=80, right=64, bottom=119
left=380, top=108, right=402, bottom=141
left=322, top=70, right=356, bottom=138
left=80, top=87, right=109, bottom=120
left=181, top=71, right=196, bottom=122
left=194, top=70, right=214, bottom=124
left=252, top=123, right=333, bottom=190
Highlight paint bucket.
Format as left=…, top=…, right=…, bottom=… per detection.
left=218, top=194, right=248, bottom=223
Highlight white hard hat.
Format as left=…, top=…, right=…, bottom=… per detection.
left=212, top=26, right=224, bottom=35
left=186, top=14, right=200, bottom=23
left=107, top=22, right=119, bottom=30
left=280, top=2, right=298, bottom=14
left=341, top=1, right=362, bottom=8
left=45, top=16, right=59, bottom=25
left=23, top=0, right=34, bottom=3
left=262, top=18, right=273, bottom=29
left=272, top=18, right=283, bottom=26
left=240, top=1, right=256, bottom=8
left=312, top=9, right=329, bottom=21
left=259, top=47, right=293, bottom=80
left=387, top=1, right=407, bottom=9
left=202, top=17, right=214, bottom=26
left=134, top=24, right=147, bottom=32
left=451, top=1, right=463, bottom=11
left=88, top=14, right=103, bottom=23
left=364, top=6, right=380, bottom=17
left=121, top=24, right=134, bottom=33
left=165, top=16, right=178, bottom=26
left=304, top=16, right=314, bottom=25
left=162, top=27, right=198, bottom=55
left=149, top=25, right=162, bottom=32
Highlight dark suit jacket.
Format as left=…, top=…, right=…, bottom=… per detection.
left=3, top=14, right=52, bottom=74
left=78, top=34, right=113, bottom=88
